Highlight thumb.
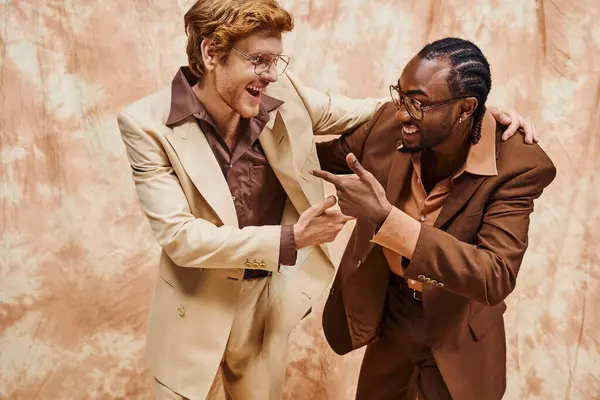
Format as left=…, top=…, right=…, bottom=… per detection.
left=310, top=195, right=337, bottom=217
left=346, top=153, right=370, bottom=180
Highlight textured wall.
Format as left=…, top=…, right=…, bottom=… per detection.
left=1, top=0, right=599, bottom=399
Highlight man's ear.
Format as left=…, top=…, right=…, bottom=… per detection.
left=460, top=97, right=479, bottom=118
left=201, top=39, right=219, bottom=72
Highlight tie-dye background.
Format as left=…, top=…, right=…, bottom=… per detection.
left=1, top=0, right=599, bottom=399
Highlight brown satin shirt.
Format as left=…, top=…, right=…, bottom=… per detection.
left=165, top=67, right=296, bottom=266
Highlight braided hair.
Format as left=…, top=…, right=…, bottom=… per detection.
left=418, top=38, right=492, bottom=145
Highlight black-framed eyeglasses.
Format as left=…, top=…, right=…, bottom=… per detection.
left=389, top=84, right=468, bottom=121
left=232, top=47, right=290, bottom=76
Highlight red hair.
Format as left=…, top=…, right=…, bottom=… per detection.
left=184, top=0, right=294, bottom=77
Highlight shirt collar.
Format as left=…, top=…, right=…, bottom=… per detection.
left=461, top=111, right=498, bottom=177
left=165, top=66, right=284, bottom=127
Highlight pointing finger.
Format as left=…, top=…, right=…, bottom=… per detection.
left=310, top=169, right=342, bottom=187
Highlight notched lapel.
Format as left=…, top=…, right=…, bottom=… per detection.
left=165, top=120, right=239, bottom=227
left=385, top=145, right=412, bottom=206
left=260, top=108, right=330, bottom=259
left=260, top=109, right=314, bottom=214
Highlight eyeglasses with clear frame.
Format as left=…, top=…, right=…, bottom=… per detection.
left=389, top=83, right=468, bottom=120
left=232, top=47, right=291, bottom=76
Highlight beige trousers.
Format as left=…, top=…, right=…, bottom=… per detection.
left=155, top=276, right=302, bottom=400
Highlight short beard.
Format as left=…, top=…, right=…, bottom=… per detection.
left=398, top=141, right=422, bottom=153
left=400, top=111, right=455, bottom=153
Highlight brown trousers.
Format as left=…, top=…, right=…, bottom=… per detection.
left=356, top=284, right=453, bottom=400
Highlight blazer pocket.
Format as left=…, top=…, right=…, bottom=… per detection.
left=159, top=275, right=175, bottom=289
left=155, top=275, right=186, bottom=323
left=468, top=302, right=507, bottom=341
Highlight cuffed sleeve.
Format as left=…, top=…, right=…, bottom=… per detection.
left=278, top=224, right=297, bottom=266
left=371, top=206, right=421, bottom=260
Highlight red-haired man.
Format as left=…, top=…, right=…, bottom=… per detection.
left=118, top=1, right=535, bottom=399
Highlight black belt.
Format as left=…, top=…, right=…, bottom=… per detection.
left=243, top=269, right=272, bottom=280
left=389, top=274, right=423, bottom=304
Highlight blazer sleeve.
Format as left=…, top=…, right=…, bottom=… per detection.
left=315, top=103, right=389, bottom=173
left=118, top=111, right=283, bottom=271
left=284, top=70, right=386, bottom=136
left=380, top=162, right=557, bottom=306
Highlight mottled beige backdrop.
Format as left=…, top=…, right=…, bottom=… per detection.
left=1, top=0, right=599, bottom=399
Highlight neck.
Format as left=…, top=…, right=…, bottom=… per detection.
left=423, top=119, right=473, bottom=179
left=192, top=78, right=241, bottom=140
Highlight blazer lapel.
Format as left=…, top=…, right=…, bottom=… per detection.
left=385, top=143, right=412, bottom=206
left=434, top=174, right=487, bottom=229
left=385, top=141, right=487, bottom=230
left=378, top=141, right=490, bottom=231
left=260, top=109, right=314, bottom=214
left=260, top=108, right=331, bottom=259
left=165, top=120, right=239, bottom=227
left=357, top=144, right=412, bottom=261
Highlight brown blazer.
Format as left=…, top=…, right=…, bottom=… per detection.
left=318, top=103, right=556, bottom=400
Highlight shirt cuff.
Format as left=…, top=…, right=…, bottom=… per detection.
left=371, top=206, right=421, bottom=259
left=278, top=225, right=297, bottom=266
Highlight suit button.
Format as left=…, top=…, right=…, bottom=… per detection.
left=418, top=274, right=426, bottom=281
left=437, top=282, right=445, bottom=288
left=425, top=277, right=432, bottom=284
left=430, top=279, right=438, bottom=285
left=177, top=306, right=185, bottom=317
left=329, top=288, right=335, bottom=296
left=244, top=261, right=251, bottom=268
left=259, top=261, right=267, bottom=269
left=251, top=262, right=259, bottom=269
left=419, top=215, right=426, bottom=222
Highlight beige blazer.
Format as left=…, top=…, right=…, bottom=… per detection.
left=117, top=71, right=382, bottom=399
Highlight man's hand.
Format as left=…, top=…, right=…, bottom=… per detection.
left=293, top=196, right=354, bottom=250
left=311, top=153, right=392, bottom=227
left=489, top=107, right=538, bottom=144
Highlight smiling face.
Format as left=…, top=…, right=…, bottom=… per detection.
left=395, top=55, right=471, bottom=153
left=210, top=30, right=282, bottom=118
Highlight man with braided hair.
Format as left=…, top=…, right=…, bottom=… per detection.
left=314, top=37, right=556, bottom=400
left=120, top=0, right=537, bottom=394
